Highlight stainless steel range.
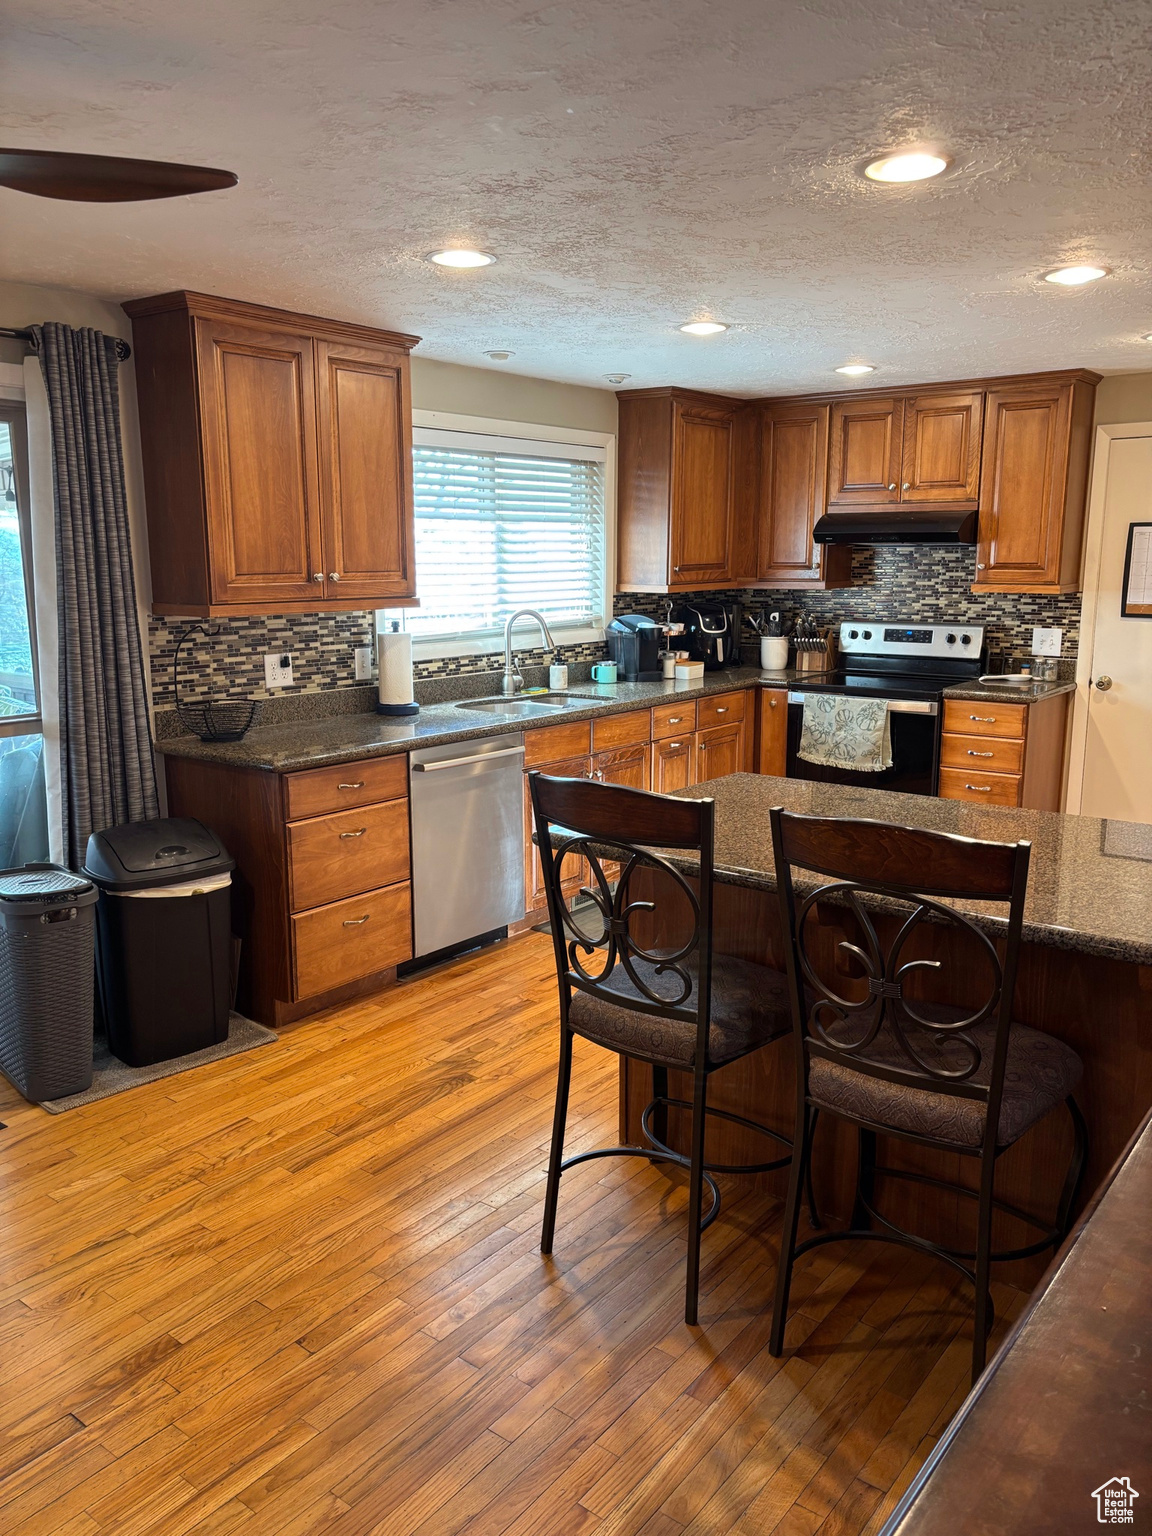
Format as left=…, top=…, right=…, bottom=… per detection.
left=786, top=621, right=986, bottom=796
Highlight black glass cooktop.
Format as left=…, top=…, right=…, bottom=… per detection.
left=788, top=669, right=965, bottom=701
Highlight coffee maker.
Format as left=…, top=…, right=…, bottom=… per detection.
left=605, top=614, right=664, bottom=681
left=674, top=602, right=734, bottom=671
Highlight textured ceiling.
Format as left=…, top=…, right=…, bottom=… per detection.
left=2, top=0, right=1150, bottom=395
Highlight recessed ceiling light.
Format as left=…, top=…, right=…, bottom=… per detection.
left=835, top=363, right=876, bottom=376
left=484, top=350, right=514, bottom=360
left=863, top=152, right=949, bottom=183
left=427, top=248, right=496, bottom=268
left=1143, top=333, right=1152, bottom=343
left=1043, top=264, right=1110, bottom=286
left=605, top=373, right=632, bottom=384
left=679, top=320, right=728, bottom=335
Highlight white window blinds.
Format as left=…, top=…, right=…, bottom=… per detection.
left=405, top=428, right=607, bottom=641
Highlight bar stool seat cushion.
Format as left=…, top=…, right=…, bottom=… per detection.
left=568, top=954, right=791, bottom=1069
left=809, top=1014, right=1082, bottom=1150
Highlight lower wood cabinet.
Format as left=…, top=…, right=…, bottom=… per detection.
left=593, top=741, right=651, bottom=789
left=696, top=720, right=744, bottom=781
left=524, top=752, right=591, bottom=914
left=756, top=687, right=789, bottom=776
left=652, top=734, right=695, bottom=793
left=164, top=750, right=413, bottom=1026
left=937, top=695, right=1070, bottom=811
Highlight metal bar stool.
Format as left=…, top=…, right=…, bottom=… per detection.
left=767, top=808, right=1088, bottom=1384
left=530, top=772, right=811, bottom=1326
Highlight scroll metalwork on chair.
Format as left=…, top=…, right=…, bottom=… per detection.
left=767, top=807, right=1088, bottom=1384
left=529, top=771, right=804, bottom=1326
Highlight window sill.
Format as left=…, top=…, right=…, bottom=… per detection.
left=405, top=626, right=605, bottom=662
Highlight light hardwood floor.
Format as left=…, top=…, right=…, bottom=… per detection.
left=0, top=933, right=1024, bottom=1535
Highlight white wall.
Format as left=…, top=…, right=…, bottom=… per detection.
left=1095, top=372, right=1152, bottom=427
left=411, top=356, right=617, bottom=434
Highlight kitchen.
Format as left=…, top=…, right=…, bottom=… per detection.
left=1, top=4, right=1151, bottom=1533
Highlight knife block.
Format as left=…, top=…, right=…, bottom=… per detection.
left=794, top=630, right=838, bottom=673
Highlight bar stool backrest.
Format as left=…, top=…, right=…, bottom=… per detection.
left=769, top=808, right=1032, bottom=1154
left=530, top=773, right=716, bottom=1054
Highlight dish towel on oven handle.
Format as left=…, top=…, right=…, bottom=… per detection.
left=797, top=694, right=893, bottom=772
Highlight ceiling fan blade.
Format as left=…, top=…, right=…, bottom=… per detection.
left=0, top=148, right=237, bottom=202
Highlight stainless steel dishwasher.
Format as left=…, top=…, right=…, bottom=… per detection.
left=409, top=733, right=526, bottom=959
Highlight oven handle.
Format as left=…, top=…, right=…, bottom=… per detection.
left=787, top=693, right=937, bottom=715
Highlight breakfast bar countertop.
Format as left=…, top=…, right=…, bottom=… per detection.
left=665, top=773, right=1152, bottom=966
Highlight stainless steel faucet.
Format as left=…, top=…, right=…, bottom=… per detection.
left=502, top=609, right=556, bottom=695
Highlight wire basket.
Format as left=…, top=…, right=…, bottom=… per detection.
left=173, top=626, right=261, bottom=742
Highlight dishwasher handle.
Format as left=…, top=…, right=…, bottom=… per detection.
left=412, top=745, right=526, bottom=772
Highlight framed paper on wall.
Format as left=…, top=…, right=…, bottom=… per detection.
left=1120, top=521, right=1152, bottom=617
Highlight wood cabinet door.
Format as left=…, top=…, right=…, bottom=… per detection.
left=524, top=756, right=591, bottom=913
left=976, top=384, right=1070, bottom=590
left=827, top=398, right=903, bottom=506
left=900, top=391, right=983, bottom=505
left=652, top=735, right=695, bottom=794
left=695, top=720, right=744, bottom=782
left=315, top=340, right=415, bottom=603
left=592, top=742, right=651, bottom=790
left=758, top=404, right=829, bottom=582
left=195, top=319, right=324, bottom=606
left=757, top=688, right=788, bottom=776
left=670, top=403, right=735, bottom=585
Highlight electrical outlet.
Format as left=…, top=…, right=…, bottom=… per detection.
left=264, top=652, right=294, bottom=688
left=1031, top=627, right=1063, bottom=657
left=354, top=646, right=374, bottom=681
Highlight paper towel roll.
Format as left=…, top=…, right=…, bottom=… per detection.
left=377, top=627, right=419, bottom=716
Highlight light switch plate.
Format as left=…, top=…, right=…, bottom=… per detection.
left=1031, top=627, right=1063, bottom=657
left=264, top=652, right=294, bottom=688
left=354, top=646, right=374, bottom=681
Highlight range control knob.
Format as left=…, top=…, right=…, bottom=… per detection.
left=945, top=632, right=957, bottom=644
left=848, top=629, right=859, bottom=639
left=961, top=633, right=973, bottom=646
left=862, top=630, right=873, bottom=640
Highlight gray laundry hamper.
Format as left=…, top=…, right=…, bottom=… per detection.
left=0, top=864, right=98, bottom=1100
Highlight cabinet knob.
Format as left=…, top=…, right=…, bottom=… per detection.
left=887, top=483, right=897, bottom=491
left=769, top=697, right=778, bottom=708
left=964, top=783, right=993, bottom=792
left=329, top=572, right=341, bottom=582
left=673, top=566, right=682, bottom=573
left=902, top=482, right=911, bottom=490
left=339, top=827, right=367, bottom=839
left=312, top=572, right=324, bottom=582
left=342, top=914, right=371, bottom=927
left=716, top=706, right=728, bottom=714
left=977, top=563, right=987, bottom=570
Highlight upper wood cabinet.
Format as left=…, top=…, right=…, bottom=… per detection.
left=828, top=389, right=982, bottom=510
left=616, top=388, right=755, bottom=592
left=757, top=402, right=851, bottom=589
left=124, top=291, right=420, bottom=616
left=974, top=376, right=1097, bottom=594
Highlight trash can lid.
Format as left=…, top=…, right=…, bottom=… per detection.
left=0, top=863, right=96, bottom=905
left=82, top=818, right=235, bottom=890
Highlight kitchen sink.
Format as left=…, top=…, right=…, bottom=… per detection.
left=455, top=695, right=570, bottom=716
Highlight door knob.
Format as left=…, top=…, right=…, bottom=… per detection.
left=1095, top=675, right=1113, bottom=691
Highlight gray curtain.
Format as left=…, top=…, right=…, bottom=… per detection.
left=33, top=322, right=158, bottom=867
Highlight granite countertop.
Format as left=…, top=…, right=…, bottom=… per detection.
left=939, top=679, right=1076, bottom=705
left=156, top=667, right=810, bottom=773
left=663, top=774, right=1152, bottom=964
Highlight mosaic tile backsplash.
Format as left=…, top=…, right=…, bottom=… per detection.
left=149, top=546, right=1080, bottom=724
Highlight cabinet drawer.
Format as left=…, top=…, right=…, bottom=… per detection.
left=652, top=700, right=698, bottom=740
left=942, top=700, right=1027, bottom=740
left=938, top=767, right=1022, bottom=807
left=293, top=882, right=412, bottom=999
left=940, top=732, right=1025, bottom=775
left=288, top=799, right=410, bottom=911
left=523, top=720, right=592, bottom=766
left=697, top=690, right=746, bottom=729
left=285, top=756, right=407, bottom=821
left=592, top=709, right=651, bottom=751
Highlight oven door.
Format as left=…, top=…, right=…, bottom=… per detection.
left=786, top=693, right=940, bottom=796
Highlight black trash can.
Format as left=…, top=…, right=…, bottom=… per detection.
left=83, top=819, right=235, bottom=1068
left=0, top=865, right=98, bottom=1100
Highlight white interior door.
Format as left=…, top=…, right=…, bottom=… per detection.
left=1077, top=433, right=1152, bottom=823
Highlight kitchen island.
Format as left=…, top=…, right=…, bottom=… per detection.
left=620, top=774, right=1152, bottom=1284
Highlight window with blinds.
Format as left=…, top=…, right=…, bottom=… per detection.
left=403, top=427, right=608, bottom=642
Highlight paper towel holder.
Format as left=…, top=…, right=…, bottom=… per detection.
left=376, top=620, right=420, bottom=717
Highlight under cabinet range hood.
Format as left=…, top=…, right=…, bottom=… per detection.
left=812, top=510, right=978, bottom=546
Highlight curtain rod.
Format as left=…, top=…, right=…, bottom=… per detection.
left=0, top=325, right=131, bottom=359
